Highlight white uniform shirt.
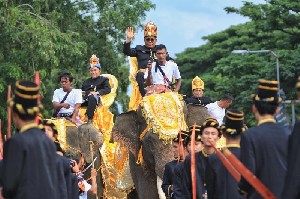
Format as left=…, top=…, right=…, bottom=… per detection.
left=52, top=88, right=83, bottom=114
left=79, top=180, right=91, bottom=199
left=205, top=101, right=225, bottom=126
left=144, top=61, right=181, bottom=85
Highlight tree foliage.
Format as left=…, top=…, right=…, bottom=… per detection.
left=0, top=0, right=154, bottom=133
left=176, top=0, right=300, bottom=126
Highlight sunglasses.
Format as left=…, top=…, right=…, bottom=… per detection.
left=145, top=38, right=156, bottom=42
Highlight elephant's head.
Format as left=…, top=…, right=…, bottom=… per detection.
left=76, top=123, right=103, bottom=164
left=186, top=104, right=211, bottom=126
left=111, top=110, right=146, bottom=159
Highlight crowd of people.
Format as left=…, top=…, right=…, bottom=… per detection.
left=0, top=19, right=299, bottom=199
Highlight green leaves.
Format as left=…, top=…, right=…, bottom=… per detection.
left=0, top=0, right=155, bottom=132
left=177, top=1, right=300, bottom=125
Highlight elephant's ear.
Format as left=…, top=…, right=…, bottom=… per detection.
left=112, top=111, right=141, bottom=158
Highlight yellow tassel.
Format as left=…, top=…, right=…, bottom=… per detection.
left=136, top=146, right=144, bottom=165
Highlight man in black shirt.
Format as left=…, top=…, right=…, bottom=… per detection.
left=123, top=21, right=158, bottom=97
left=238, top=79, right=289, bottom=198
left=2, top=80, right=59, bottom=199
left=82, top=55, right=111, bottom=123
left=186, top=76, right=213, bottom=106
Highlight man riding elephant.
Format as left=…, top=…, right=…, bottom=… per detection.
left=81, top=54, right=111, bottom=124
left=123, top=21, right=159, bottom=97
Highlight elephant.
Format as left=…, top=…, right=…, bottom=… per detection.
left=60, top=122, right=104, bottom=199
left=111, top=102, right=211, bottom=199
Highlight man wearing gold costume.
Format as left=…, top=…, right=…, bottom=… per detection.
left=186, top=76, right=213, bottom=106
left=123, top=21, right=159, bottom=97
left=81, top=55, right=111, bottom=123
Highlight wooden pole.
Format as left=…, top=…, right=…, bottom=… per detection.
left=208, top=141, right=240, bottom=181
left=7, top=85, right=11, bottom=139
left=191, top=125, right=196, bottom=199
left=34, top=71, right=40, bottom=124
left=89, top=140, right=98, bottom=199
left=0, top=119, right=3, bottom=159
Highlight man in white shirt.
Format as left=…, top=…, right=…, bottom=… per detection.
left=144, top=44, right=181, bottom=95
left=52, top=72, right=82, bottom=124
left=205, top=93, right=234, bottom=126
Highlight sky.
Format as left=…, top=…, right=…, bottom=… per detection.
left=132, top=0, right=265, bottom=58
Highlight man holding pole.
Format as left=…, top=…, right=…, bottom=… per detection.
left=206, top=109, right=247, bottom=199
left=238, top=79, right=289, bottom=198
left=182, top=118, right=221, bottom=199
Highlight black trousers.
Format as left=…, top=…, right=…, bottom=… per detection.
left=82, top=95, right=97, bottom=119
left=136, top=71, right=146, bottom=97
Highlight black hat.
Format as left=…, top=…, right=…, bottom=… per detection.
left=8, top=80, right=42, bottom=116
left=173, top=130, right=189, bottom=143
left=252, top=79, right=281, bottom=104
left=185, top=125, right=202, bottom=145
left=199, top=117, right=221, bottom=138
left=221, top=109, right=247, bottom=136
left=42, top=119, right=58, bottom=136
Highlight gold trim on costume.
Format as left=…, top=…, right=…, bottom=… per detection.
left=19, top=123, right=39, bottom=133
left=15, top=90, right=38, bottom=99
left=225, top=144, right=240, bottom=148
left=257, top=118, right=276, bottom=126
left=16, top=81, right=40, bottom=91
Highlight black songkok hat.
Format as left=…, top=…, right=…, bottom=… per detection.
left=252, top=79, right=281, bottom=104
left=221, top=109, right=247, bottom=136
left=173, top=130, right=189, bottom=143
left=199, top=117, right=221, bottom=138
left=185, top=125, right=202, bottom=145
left=8, top=80, right=42, bottom=116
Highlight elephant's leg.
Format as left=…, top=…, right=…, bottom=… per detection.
left=129, top=153, right=159, bottom=199
left=127, top=188, right=139, bottom=199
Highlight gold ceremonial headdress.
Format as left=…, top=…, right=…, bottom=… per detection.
left=144, top=21, right=157, bottom=37
left=88, top=54, right=101, bottom=69
left=192, top=76, right=204, bottom=90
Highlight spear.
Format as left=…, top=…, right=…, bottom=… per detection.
left=208, top=140, right=240, bottom=181
left=191, top=124, right=196, bottom=199
left=34, top=71, right=40, bottom=124
left=0, top=119, right=3, bottom=159
left=89, top=139, right=98, bottom=199
left=7, top=85, right=11, bottom=139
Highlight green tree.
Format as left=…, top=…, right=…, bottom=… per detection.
left=176, top=1, right=300, bottom=126
left=0, top=0, right=154, bottom=133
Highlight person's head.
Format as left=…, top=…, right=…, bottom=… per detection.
left=296, top=76, right=300, bottom=100
left=8, top=80, right=42, bottom=129
left=192, top=76, right=205, bottom=98
left=42, top=119, right=58, bottom=142
left=155, top=44, right=167, bottom=64
left=252, top=79, right=281, bottom=116
left=221, top=109, right=247, bottom=141
left=219, top=93, right=234, bottom=108
left=173, top=131, right=189, bottom=159
left=199, top=117, right=221, bottom=147
left=144, top=21, right=157, bottom=48
left=88, top=54, right=101, bottom=79
left=186, top=126, right=203, bottom=153
left=59, top=72, right=73, bottom=92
